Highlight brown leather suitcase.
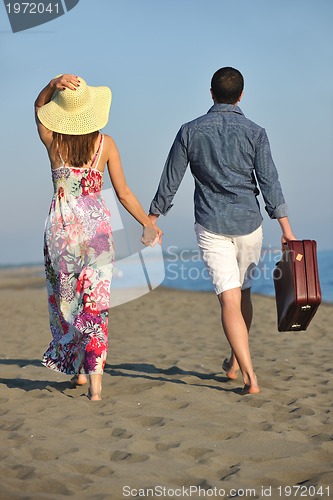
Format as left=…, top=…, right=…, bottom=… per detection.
left=273, top=240, right=322, bottom=332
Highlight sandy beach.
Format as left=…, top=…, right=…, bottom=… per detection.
left=0, top=267, right=332, bottom=500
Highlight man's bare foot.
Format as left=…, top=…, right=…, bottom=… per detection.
left=222, top=358, right=239, bottom=380
left=241, top=371, right=259, bottom=395
left=241, top=383, right=260, bottom=395
left=71, top=374, right=88, bottom=386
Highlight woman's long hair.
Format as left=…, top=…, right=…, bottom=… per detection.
left=51, top=131, right=100, bottom=168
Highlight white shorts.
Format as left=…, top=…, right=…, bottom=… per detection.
left=195, top=223, right=263, bottom=295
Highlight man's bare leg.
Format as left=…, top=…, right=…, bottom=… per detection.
left=223, top=287, right=253, bottom=378
left=219, top=287, right=259, bottom=393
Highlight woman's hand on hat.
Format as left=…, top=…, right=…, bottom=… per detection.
left=52, top=74, right=80, bottom=91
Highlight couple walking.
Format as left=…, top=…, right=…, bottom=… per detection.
left=35, top=68, right=295, bottom=400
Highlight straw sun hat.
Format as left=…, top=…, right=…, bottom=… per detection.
left=37, top=76, right=112, bottom=135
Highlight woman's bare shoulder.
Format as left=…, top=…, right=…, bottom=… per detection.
left=103, top=134, right=120, bottom=154
left=103, top=134, right=116, bottom=145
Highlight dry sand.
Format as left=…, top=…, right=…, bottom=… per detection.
left=0, top=267, right=332, bottom=500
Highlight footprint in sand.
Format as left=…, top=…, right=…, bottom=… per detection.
left=136, top=416, right=166, bottom=427
left=31, top=448, right=60, bottom=461
left=273, top=412, right=295, bottom=422
left=218, top=463, right=241, bottom=481
left=289, top=407, right=316, bottom=417
left=259, top=421, right=272, bottom=431
left=168, top=401, right=190, bottom=410
left=6, top=432, right=31, bottom=447
left=310, top=433, right=332, bottom=444
left=242, top=398, right=266, bottom=408
left=184, top=447, right=214, bottom=460
left=0, top=419, right=25, bottom=431
left=8, top=464, right=35, bottom=480
left=161, top=396, right=190, bottom=410
left=110, top=450, right=149, bottom=463
left=111, top=428, right=133, bottom=439
left=225, top=431, right=242, bottom=440
left=70, top=463, right=113, bottom=477
left=155, top=442, right=180, bottom=451
left=0, top=450, right=9, bottom=461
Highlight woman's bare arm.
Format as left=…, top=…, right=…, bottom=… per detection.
left=105, top=135, right=162, bottom=243
left=34, top=74, right=80, bottom=147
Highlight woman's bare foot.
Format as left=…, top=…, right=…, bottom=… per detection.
left=222, top=358, right=239, bottom=380
left=71, top=374, right=88, bottom=386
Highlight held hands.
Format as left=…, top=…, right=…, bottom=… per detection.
left=141, top=224, right=163, bottom=247
left=141, top=213, right=163, bottom=247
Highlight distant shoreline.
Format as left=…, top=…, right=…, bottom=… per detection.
left=1, top=248, right=332, bottom=304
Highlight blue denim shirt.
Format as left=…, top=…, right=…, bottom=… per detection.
left=149, top=103, right=288, bottom=235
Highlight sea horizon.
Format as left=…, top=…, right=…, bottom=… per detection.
left=0, top=248, right=332, bottom=304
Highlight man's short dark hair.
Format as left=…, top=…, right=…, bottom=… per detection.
left=211, top=67, right=244, bottom=104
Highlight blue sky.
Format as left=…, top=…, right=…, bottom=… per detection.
left=1, top=0, right=333, bottom=265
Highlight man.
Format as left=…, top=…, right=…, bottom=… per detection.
left=148, top=67, right=295, bottom=394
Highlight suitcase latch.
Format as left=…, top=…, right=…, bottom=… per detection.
left=291, top=323, right=301, bottom=329
left=301, top=305, right=312, bottom=310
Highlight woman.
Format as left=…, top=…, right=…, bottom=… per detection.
left=35, top=74, right=161, bottom=401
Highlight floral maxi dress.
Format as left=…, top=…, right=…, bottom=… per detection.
left=42, top=137, right=114, bottom=375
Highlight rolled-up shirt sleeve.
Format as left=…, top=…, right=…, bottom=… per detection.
left=254, top=128, right=288, bottom=219
left=149, top=126, right=189, bottom=216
